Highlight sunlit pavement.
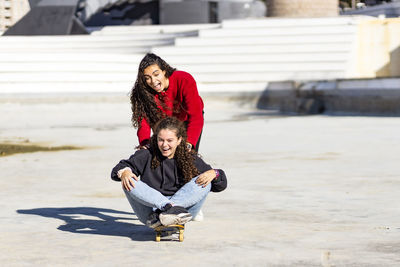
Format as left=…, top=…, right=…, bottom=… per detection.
left=1, top=94, right=399, bottom=266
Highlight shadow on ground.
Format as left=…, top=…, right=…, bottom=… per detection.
left=17, top=207, right=154, bottom=241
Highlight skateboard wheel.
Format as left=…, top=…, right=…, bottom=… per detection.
left=179, top=229, right=184, bottom=242
left=156, top=232, right=161, bottom=242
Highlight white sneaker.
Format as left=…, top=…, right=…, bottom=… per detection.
left=159, top=206, right=192, bottom=226
left=193, top=210, right=204, bottom=222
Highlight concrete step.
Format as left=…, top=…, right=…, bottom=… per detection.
left=220, top=16, right=370, bottom=28
left=194, top=71, right=345, bottom=83
left=0, top=81, right=269, bottom=94
left=90, top=23, right=220, bottom=35
left=152, top=43, right=352, bottom=55
left=0, top=72, right=134, bottom=82
left=0, top=52, right=348, bottom=66
left=0, top=53, right=144, bottom=63
left=0, top=69, right=345, bottom=83
left=179, top=62, right=347, bottom=73
left=0, top=82, right=271, bottom=94
left=0, top=62, right=136, bottom=72
left=160, top=53, right=350, bottom=64
left=0, top=82, right=132, bottom=94
left=0, top=30, right=196, bottom=54
left=0, top=61, right=346, bottom=73
left=174, top=34, right=355, bottom=46
left=0, top=45, right=151, bottom=54
left=0, top=32, right=194, bottom=43
left=199, top=25, right=357, bottom=37
left=0, top=38, right=173, bottom=49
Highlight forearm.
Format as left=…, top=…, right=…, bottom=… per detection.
left=111, top=160, right=135, bottom=181
left=186, top=116, right=204, bottom=147
left=210, top=169, right=227, bottom=192
left=137, top=118, right=151, bottom=146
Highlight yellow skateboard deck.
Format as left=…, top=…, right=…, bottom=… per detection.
left=154, top=224, right=184, bottom=242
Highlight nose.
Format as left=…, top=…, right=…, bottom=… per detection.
left=151, top=76, right=158, bottom=84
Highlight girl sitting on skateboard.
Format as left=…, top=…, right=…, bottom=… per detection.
left=130, top=53, right=204, bottom=152
left=111, top=117, right=227, bottom=228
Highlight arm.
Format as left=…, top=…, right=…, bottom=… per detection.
left=180, top=73, right=204, bottom=147
left=118, top=167, right=139, bottom=191
left=137, top=117, right=151, bottom=147
left=195, top=168, right=227, bottom=192
left=194, top=157, right=228, bottom=192
left=110, top=150, right=149, bottom=189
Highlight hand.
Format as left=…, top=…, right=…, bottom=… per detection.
left=120, top=169, right=139, bottom=191
left=196, top=169, right=216, bottom=187
left=135, top=144, right=150, bottom=150
left=186, top=142, right=193, bottom=152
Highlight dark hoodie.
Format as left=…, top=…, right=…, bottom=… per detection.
left=111, top=149, right=227, bottom=196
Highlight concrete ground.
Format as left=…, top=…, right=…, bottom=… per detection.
left=0, top=93, right=399, bottom=266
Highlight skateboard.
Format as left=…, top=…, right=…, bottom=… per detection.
left=154, top=224, right=184, bottom=242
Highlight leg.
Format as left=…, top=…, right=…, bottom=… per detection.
left=169, top=176, right=211, bottom=213
left=158, top=177, right=210, bottom=225
left=124, top=190, right=153, bottom=224
left=194, top=129, right=202, bottom=152
left=123, top=180, right=171, bottom=224
left=187, top=196, right=208, bottom=219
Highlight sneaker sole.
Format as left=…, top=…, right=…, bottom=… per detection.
left=146, top=221, right=162, bottom=229
left=159, top=213, right=192, bottom=226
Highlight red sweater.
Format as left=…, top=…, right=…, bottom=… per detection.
left=137, top=71, right=204, bottom=147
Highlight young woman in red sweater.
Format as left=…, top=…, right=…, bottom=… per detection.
left=130, top=53, right=204, bottom=151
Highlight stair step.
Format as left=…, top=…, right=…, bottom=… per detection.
left=0, top=39, right=173, bottom=49
left=0, top=81, right=269, bottom=94
left=0, top=53, right=144, bottom=63
left=160, top=53, right=349, bottom=64
left=199, top=26, right=356, bottom=37
left=0, top=70, right=345, bottom=83
left=0, top=46, right=151, bottom=54
left=90, top=23, right=220, bottom=34
left=179, top=62, right=346, bottom=73
left=0, top=62, right=135, bottom=72
left=0, top=32, right=193, bottom=43
left=152, top=44, right=352, bottom=55
left=0, top=82, right=132, bottom=94
left=175, top=34, right=355, bottom=46
left=221, top=16, right=370, bottom=28
left=195, top=71, right=345, bottom=82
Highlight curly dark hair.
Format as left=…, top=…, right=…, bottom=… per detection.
left=150, top=117, right=199, bottom=183
left=129, top=53, right=176, bottom=130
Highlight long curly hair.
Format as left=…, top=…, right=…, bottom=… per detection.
left=150, top=117, right=199, bottom=183
left=129, top=53, right=176, bottom=129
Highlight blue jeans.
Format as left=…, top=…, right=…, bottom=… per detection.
left=124, top=176, right=211, bottom=224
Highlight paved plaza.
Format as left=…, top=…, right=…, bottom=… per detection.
left=0, top=94, right=399, bottom=266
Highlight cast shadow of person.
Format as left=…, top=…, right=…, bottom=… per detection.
left=17, top=207, right=154, bottom=241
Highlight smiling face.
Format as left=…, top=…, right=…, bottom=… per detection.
left=143, top=64, right=169, bottom=93
left=157, top=128, right=182, bottom=159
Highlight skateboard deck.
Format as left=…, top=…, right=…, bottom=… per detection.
left=154, top=224, right=184, bottom=242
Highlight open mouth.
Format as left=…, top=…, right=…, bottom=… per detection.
left=153, top=82, right=163, bottom=92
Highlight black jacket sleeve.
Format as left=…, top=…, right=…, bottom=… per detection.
left=110, top=149, right=150, bottom=181
left=194, top=156, right=227, bottom=192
